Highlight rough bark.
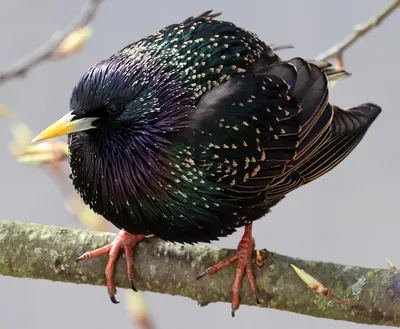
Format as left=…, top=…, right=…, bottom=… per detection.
left=0, top=220, right=399, bottom=326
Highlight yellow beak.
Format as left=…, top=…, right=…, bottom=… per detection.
left=31, top=111, right=98, bottom=143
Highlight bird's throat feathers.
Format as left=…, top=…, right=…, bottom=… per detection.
left=68, top=126, right=172, bottom=217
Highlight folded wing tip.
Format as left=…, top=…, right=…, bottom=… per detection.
left=357, top=103, right=382, bottom=121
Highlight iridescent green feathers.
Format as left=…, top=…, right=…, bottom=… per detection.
left=112, top=10, right=280, bottom=101
left=68, top=10, right=381, bottom=244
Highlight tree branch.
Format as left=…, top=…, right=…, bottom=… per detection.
left=0, top=0, right=103, bottom=84
left=0, top=220, right=399, bottom=327
left=315, top=0, right=399, bottom=67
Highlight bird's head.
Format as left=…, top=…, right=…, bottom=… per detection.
left=32, top=57, right=161, bottom=144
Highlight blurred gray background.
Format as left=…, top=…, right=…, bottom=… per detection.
left=0, top=0, right=399, bottom=328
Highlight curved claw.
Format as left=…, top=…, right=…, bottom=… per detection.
left=197, top=224, right=260, bottom=317
left=110, top=295, right=120, bottom=304
left=196, top=271, right=207, bottom=280
left=130, top=279, right=137, bottom=292
left=75, top=230, right=145, bottom=304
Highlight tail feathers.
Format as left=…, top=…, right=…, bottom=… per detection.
left=307, top=59, right=351, bottom=86
left=269, top=44, right=295, bottom=52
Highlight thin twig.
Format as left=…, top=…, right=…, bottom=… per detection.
left=315, top=0, right=399, bottom=66
left=0, top=0, right=103, bottom=84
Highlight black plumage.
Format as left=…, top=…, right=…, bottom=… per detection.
left=33, top=11, right=381, bottom=313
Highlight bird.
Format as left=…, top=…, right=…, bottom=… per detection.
left=32, top=10, right=381, bottom=316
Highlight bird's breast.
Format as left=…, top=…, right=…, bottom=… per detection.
left=67, top=132, right=271, bottom=242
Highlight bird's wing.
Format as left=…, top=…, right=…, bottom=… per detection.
left=183, top=58, right=333, bottom=200
left=294, top=103, right=381, bottom=183
left=263, top=103, right=381, bottom=202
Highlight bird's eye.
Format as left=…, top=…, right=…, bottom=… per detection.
left=107, top=101, right=124, bottom=115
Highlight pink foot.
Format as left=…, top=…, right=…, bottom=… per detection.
left=76, top=229, right=145, bottom=303
left=196, top=224, right=261, bottom=316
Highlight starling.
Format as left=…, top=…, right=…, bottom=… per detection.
left=32, top=11, right=381, bottom=315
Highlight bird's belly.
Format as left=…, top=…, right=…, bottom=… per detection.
left=75, top=179, right=270, bottom=243
left=112, top=198, right=274, bottom=243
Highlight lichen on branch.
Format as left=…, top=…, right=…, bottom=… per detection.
left=0, top=220, right=399, bottom=326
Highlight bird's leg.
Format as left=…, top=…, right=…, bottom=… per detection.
left=76, top=229, right=146, bottom=304
left=196, top=223, right=261, bottom=316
